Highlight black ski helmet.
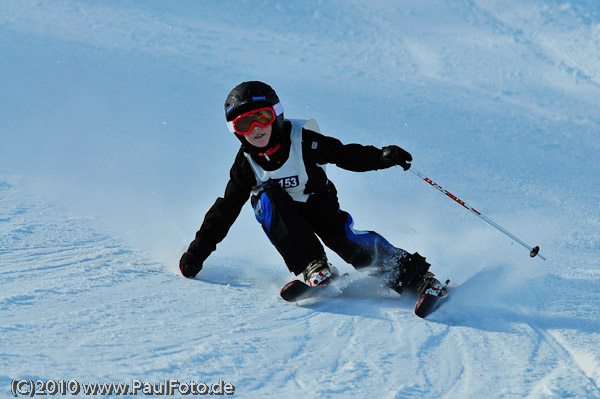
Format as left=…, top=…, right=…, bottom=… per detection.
left=224, top=81, right=285, bottom=147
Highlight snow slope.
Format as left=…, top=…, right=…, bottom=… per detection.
left=1, top=1, right=599, bottom=398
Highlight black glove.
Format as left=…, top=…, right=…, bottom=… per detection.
left=179, top=238, right=213, bottom=278
left=381, top=145, right=412, bottom=171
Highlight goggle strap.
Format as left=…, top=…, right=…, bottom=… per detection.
left=226, top=120, right=235, bottom=133
left=273, top=102, right=284, bottom=116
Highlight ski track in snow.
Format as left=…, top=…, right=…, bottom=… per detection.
left=2, top=177, right=599, bottom=398
left=2, top=1, right=600, bottom=398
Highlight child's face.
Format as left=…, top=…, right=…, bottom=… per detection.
left=244, top=124, right=272, bottom=148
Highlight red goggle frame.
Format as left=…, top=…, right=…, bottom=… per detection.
left=227, top=102, right=284, bottom=135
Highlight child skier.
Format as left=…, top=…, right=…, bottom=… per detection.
left=180, top=81, right=440, bottom=296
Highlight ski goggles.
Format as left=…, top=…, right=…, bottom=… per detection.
left=227, top=102, right=284, bottom=135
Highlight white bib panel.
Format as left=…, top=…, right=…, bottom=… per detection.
left=244, top=119, right=321, bottom=202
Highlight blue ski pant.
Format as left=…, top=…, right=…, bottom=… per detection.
left=251, top=187, right=421, bottom=280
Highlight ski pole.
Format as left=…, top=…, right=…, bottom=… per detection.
left=409, top=168, right=545, bottom=260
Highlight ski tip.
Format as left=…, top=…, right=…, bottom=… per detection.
left=280, top=280, right=301, bottom=296
left=415, top=279, right=452, bottom=318
left=279, top=280, right=298, bottom=294
left=415, top=294, right=434, bottom=318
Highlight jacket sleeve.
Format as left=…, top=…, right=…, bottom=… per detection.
left=302, top=128, right=389, bottom=172
left=193, top=151, right=256, bottom=250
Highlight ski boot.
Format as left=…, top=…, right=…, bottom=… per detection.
left=414, top=272, right=451, bottom=318
left=415, top=272, right=445, bottom=297
left=382, top=252, right=431, bottom=294
left=303, top=257, right=339, bottom=286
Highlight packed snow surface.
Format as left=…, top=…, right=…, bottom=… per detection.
left=1, top=1, right=599, bottom=398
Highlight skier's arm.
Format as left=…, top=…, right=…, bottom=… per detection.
left=194, top=179, right=249, bottom=245
left=302, top=129, right=411, bottom=171
left=180, top=152, right=255, bottom=277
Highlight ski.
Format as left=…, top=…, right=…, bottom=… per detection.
left=282, top=274, right=451, bottom=319
left=414, top=279, right=450, bottom=318
left=280, top=273, right=349, bottom=302
left=280, top=280, right=321, bottom=302
left=280, top=274, right=450, bottom=318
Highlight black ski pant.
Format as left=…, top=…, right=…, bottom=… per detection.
left=251, top=187, right=430, bottom=287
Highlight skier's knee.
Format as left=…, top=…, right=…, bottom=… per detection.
left=382, top=252, right=431, bottom=292
left=252, top=191, right=273, bottom=228
left=399, top=252, right=431, bottom=287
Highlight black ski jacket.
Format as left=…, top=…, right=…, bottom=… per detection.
left=191, top=121, right=394, bottom=253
